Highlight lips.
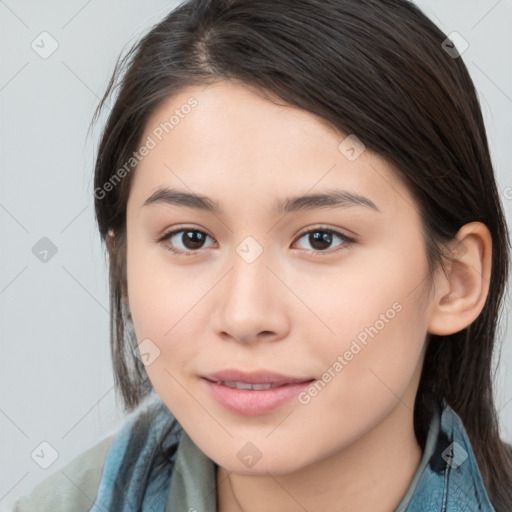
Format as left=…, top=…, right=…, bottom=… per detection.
left=201, top=369, right=315, bottom=415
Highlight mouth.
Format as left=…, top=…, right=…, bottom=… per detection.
left=200, top=369, right=315, bottom=416
left=206, top=381, right=289, bottom=390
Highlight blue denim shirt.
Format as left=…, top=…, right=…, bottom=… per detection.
left=86, top=393, right=497, bottom=511
left=166, top=400, right=497, bottom=511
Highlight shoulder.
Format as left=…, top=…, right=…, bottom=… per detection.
left=11, top=434, right=115, bottom=512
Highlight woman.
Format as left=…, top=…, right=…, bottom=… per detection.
left=13, top=0, right=512, bottom=510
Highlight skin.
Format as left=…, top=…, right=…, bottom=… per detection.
left=122, top=80, right=492, bottom=512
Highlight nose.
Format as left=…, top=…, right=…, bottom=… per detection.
left=211, top=244, right=291, bottom=345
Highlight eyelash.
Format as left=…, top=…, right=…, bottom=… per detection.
left=158, top=226, right=356, bottom=257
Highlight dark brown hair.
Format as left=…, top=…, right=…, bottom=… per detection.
left=92, top=0, right=512, bottom=508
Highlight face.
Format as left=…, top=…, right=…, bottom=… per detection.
left=125, top=80, right=434, bottom=475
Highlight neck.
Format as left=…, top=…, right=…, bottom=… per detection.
left=216, top=401, right=423, bottom=512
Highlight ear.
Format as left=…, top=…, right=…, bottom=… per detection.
left=428, top=222, right=492, bottom=336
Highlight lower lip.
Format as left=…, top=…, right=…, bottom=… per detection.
left=202, top=378, right=314, bottom=416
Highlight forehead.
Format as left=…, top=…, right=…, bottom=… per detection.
left=127, top=81, right=412, bottom=217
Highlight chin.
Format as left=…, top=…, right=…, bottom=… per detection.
left=209, top=443, right=314, bottom=476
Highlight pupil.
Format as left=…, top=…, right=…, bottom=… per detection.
left=184, top=231, right=205, bottom=249
left=310, top=231, right=332, bottom=250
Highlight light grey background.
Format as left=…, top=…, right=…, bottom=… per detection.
left=1, top=0, right=511, bottom=509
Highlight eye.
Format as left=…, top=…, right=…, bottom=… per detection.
left=293, top=227, right=355, bottom=255
left=159, top=228, right=216, bottom=256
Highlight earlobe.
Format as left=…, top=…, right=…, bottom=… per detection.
left=106, top=228, right=116, bottom=254
left=427, top=222, right=492, bottom=336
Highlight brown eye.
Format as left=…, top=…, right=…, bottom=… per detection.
left=293, top=228, right=355, bottom=254
left=160, top=229, right=215, bottom=256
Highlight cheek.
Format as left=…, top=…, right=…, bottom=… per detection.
left=126, top=225, right=185, bottom=333
left=125, top=236, right=212, bottom=371
left=306, top=288, right=428, bottom=436
left=304, top=240, right=430, bottom=403
left=285, top=292, right=428, bottom=469
left=329, top=301, right=426, bottom=393
left=125, top=243, right=207, bottom=415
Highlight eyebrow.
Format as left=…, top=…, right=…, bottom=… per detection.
left=142, top=187, right=380, bottom=215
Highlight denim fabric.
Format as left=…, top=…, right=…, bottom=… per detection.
left=89, top=393, right=496, bottom=512
left=397, top=400, right=496, bottom=511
